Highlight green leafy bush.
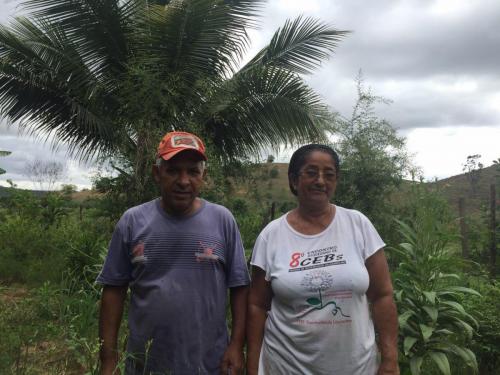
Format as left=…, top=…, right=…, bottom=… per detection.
left=463, top=278, right=500, bottom=374
left=391, top=218, right=479, bottom=375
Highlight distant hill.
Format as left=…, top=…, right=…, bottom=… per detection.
left=240, top=163, right=499, bottom=218
left=0, top=186, right=47, bottom=198
left=430, top=164, right=499, bottom=217
left=1, top=163, right=498, bottom=217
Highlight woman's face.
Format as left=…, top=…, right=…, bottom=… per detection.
left=293, top=150, right=338, bottom=207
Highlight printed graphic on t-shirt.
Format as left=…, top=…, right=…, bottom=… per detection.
left=131, top=242, right=147, bottom=264
left=195, top=241, right=221, bottom=262
left=288, top=245, right=345, bottom=272
left=294, top=269, right=352, bottom=326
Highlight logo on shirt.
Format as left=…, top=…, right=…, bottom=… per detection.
left=288, top=245, right=345, bottom=272
left=131, top=242, right=147, bottom=264
left=195, top=241, right=220, bottom=262
left=299, top=270, right=350, bottom=318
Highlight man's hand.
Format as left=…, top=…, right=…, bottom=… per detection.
left=220, top=341, right=244, bottom=375
left=377, top=358, right=400, bottom=375
left=99, top=285, right=127, bottom=375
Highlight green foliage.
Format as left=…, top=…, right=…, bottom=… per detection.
left=462, top=154, right=483, bottom=196
left=463, top=278, right=500, bottom=374
left=0, top=189, right=109, bottom=285
left=391, top=214, right=479, bottom=375
left=0, top=149, right=10, bottom=175
left=334, top=74, right=410, bottom=237
left=269, top=167, right=279, bottom=179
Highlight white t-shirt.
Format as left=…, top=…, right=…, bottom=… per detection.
left=251, top=205, right=385, bottom=375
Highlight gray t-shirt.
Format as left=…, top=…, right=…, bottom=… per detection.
left=97, top=198, right=250, bottom=374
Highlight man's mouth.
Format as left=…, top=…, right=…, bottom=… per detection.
left=173, top=191, right=191, bottom=196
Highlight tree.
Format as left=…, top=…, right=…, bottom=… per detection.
left=492, top=157, right=500, bottom=183
left=333, top=74, right=410, bottom=234
left=0, top=0, right=348, bottom=203
left=462, top=154, right=483, bottom=196
left=23, top=159, right=66, bottom=190
left=0, top=150, right=10, bottom=175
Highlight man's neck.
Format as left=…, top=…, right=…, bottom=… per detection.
left=161, top=197, right=202, bottom=217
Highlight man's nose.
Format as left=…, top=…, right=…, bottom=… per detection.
left=176, top=170, right=190, bottom=185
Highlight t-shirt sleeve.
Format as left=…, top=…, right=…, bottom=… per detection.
left=96, top=220, right=132, bottom=286
left=250, top=232, right=271, bottom=281
left=358, top=212, right=386, bottom=260
left=224, top=213, right=250, bottom=288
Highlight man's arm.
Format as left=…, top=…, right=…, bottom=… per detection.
left=99, top=284, right=128, bottom=375
left=220, top=285, right=249, bottom=375
left=366, top=249, right=400, bottom=375
left=246, top=267, right=272, bottom=375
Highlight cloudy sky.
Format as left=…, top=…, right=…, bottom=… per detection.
left=1, top=0, right=499, bottom=189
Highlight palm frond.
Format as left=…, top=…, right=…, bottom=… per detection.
left=244, top=15, right=349, bottom=75
left=22, top=0, right=136, bottom=79
left=201, top=66, right=329, bottom=159
left=0, top=17, right=120, bottom=160
left=133, top=0, right=264, bottom=79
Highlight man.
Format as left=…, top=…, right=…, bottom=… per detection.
left=97, top=131, right=250, bottom=374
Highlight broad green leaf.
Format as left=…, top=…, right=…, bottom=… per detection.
left=448, top=345, right=478, bottom=373
left=454, top=320, right=474, bottom=340
left=398, top=310, right=414, bottom=326
left=0, top=167, right=6, bottom=175
left=434, top=328, right=453, bottom=335
left=395, top=290, right=403, bottom=302
left=461, top=347, right=479, bottom=374
left=409, top=356, right=423, bottom=375
left=419, top=324, right=434, bottom=342
left=423, top=291, right=436, bottom=304
left=0, top=150, right=11, bottom=156
left=441, top=300, right=466, bottom=315
left=422, top=306, right=438, bottom=322
left=404, top=336, right=418, bottom=355
left=306, top=297, right=321, bottom=306
left=438, top=272, right=460, bottom=280
left=399, top=242, right=414, bottom=255
left=429, top=351, right=451, bottom=375
left=447, top=286, right=481, bottom=297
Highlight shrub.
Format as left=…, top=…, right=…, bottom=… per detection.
left=463, top=278, right=500, bottom=374
left=391, top=217, right=479, bottom=375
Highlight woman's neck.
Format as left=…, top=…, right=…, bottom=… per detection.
left=287, top=203, right=336, bottom=235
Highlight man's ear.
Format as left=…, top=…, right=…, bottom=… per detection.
left=152, top=163, right=160, bottom=183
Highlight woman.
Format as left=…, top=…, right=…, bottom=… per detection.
left=247, top=144, right=399, bottom=375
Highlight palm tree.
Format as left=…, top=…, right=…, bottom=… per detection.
left=0, top=0, right=348, bottom=202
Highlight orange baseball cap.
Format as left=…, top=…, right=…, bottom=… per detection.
left=157, top=131, right=207, bottom=161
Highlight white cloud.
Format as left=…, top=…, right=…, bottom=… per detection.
left=406, top=126, right=500, bottom=180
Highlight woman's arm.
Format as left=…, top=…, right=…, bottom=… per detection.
left=246, top=266, right=273, bottom=375
left=366, top=249, right=400, bottom=375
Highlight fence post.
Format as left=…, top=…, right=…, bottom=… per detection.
left=458, top=197, right=469, bottom=259
left=490, top=184, right=497, bottom=277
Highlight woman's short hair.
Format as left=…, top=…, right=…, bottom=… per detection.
left=287, top=144, right=340, bottom=196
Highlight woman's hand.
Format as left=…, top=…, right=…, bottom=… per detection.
left=366, top=249, right=400, bottom=375
left=377, top=358, right=400, bottom=374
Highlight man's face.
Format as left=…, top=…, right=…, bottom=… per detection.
left=153, top=150, right=206, bottom=216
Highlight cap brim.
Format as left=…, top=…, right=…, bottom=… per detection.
left=159, top=148, right=207, bottom=161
